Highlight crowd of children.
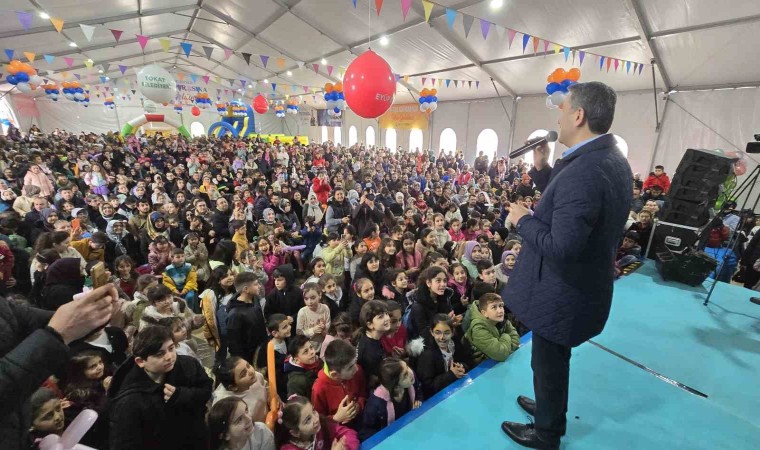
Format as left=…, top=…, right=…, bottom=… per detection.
left=0, top=124, right=656, bottom=450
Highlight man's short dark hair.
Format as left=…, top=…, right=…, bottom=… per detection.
left=287, top=334, right=311, bottom=358
left=655, top=165, right=664, bottom=170
left=133, top=325, right=174, bottom=359
left=323, top=339, right=356, bottom=372
left=147, top=284, right=172, bottom=303
left=476, top=259, right=494, bottom=273
left=234, top=271, right=258, bottom=293
left=568, top=81, right=617, bottom=134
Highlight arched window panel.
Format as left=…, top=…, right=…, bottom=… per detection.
left=386, top=128, right=397, bottom=152
left=439, top=128, right=457, bottom=154
left=333, top=126, right=342, bottom=145
left=321, top=126, right=328, bottom=144
left=409, top=129, right=423, bottom=153
left=348, top=126, right=358, bottom=146
left=366, top=126, right=376, bottom=146
left=476, top=129, right=499, bottom=165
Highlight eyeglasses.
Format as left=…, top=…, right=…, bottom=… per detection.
left=432, top=331, right=452, bottom=338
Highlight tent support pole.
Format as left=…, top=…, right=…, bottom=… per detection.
left=647, top=97, right=670, bottom=172
left=507, top=98, right=519, bottom=159
left=651, top=59, right=661, bottom=130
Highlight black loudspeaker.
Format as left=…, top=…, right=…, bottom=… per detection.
left=656, top=249, right=717, bottom=286
left=645, top=221, right=700, bottom=259
left=660, top=149, right=734, bottom=227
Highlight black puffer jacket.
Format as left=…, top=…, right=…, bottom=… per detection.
left=0, top=298, right=66, bottom=450
left=107, top=355, right=212, bottom=450
left=405, top=286, right=455, bottom=340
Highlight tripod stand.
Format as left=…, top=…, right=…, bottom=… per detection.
left=703, top=164, right=760, bottom=306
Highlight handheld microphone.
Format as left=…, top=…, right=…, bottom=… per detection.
left=509, top=131, right=558, bottom=159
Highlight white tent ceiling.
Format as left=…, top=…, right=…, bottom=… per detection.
left=1, top=0, right=759, bottom=106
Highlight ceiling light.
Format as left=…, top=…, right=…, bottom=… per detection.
left=69, top=42, right=77, bottom=47
left=105, top=77, right=110, bottom=80
left=98, top=69, right=103, bottom=74
left=379, top=36, right=389, bottom=46
left=248, top=84, right=253, bottom=88
left=39, top=12, right=50, bottom=19
left=321, top=58, right=327, bottom=65
left=287, top=70, right=292, bottom=76
left=489, top=0, right=504, bottom=9
left=263, top=79, right=269, bottom=84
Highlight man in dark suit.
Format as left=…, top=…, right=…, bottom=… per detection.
left=501, top=82, right=632, bottom=449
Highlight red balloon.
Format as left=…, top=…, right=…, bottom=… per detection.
left=191, top=106, right=200, bottom=116
left=253, top=94, right=269, bottom=114
left=343, top=50, right=395, bottom=118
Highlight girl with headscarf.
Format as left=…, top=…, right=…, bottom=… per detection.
left=495, top=250, right=517, bottom=285
left=140, top=212, right=169, bottom=262
left=257, top=207, right=277, bottom=238
left=0, top=189, right=15, bottom=213
left=105, top=220, right=138, bottom=265
left=460, top=240, right=484, bottom=279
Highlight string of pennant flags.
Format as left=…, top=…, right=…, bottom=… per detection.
left=358, top=0, right=651, bottom=75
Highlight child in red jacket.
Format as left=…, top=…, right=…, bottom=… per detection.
left=312, top=171, right=332, bottom=207
left=642, top=165, right=671, bottom=193
left=311, top=339, right=366, bottom=430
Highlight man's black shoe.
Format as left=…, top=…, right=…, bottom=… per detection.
left=750, top=297, right=760, bottom=305
left=517, top=395, right=536, bottom=416
left=501, top=421, right=559, bottom=450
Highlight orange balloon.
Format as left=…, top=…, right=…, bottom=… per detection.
left=420, top=88, right=429, bottom=97
left=567, top=68, right=581, bottom=82
left=22, top=64, right=37, bottom=75
left=551, top=68, right=567, bottom=83
left=431, top=89, right=437, bottom=96
left=334, top=82, right=343, bottom=91
left=9, top=60, right=22, bottom=68
left=324, top=83, right=334, bottom=93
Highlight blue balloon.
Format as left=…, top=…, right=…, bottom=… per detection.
left=546, top=82, right=561, bottom=94
left=15, top=72, right=29, bottom=82
left=7, top=75, right=18, bottom=85
left=431, top=96, right=437, bottom=103
left=560, top=79, right=573, bottom=89
left=334, top=107, right=340, bottom=113
left=76, top=87, right=84, bottom=93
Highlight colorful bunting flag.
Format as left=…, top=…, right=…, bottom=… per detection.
left=476, top=81, right=480, bottom=89
left=22, top=51, right=35, bottom=62
left=159, top=38, right=171, bottom=52
left=579, top=51, right=585, bottom=66
left=375, top=0, right=383, bottom=16
left=403, top=75, right=409, bottom=83
left=118, top=65, right=127, bottom=75
left=180, top=42, right=192, bottom=57
left=84, top=59, right=93, bottom=69
left=532, top=36, right=540, bottom=53
left=276, top=57, right=286, bottom=69
left=421, top=77, right=427, bottom=85
left=224, top=48, right=234, bottom=60
left=74, top=73, right=81, bottom=80
left=445, top=8, right=457, bottom=29
left=260, top=55, right=269, bottom=67
left=638, top=63, right=644, bottom=75
left=462, top=14, right=474, bottom=38
left=599, top=56, right=605, bottom=70
left=454, top=80, right=458, bottom=88
left=80, top=24, right=96, bottom=42
left=190, top=74, right=198, bottom=83
left=614, top=59, right=619, bottom=71
left=312, top=63, right=319, bottom=74
left=522, top=34, right=530, bottom=53
left=241, top=52, right=251, bottom=65
left=480, top=19, right=491, bottom=40
left=16, top=11, right=33, bottom=31
left=352, top=0, right=357, bottom=8
left=136, top=35, right=149, bottom=50
left=272, top=83, right=277, bottom=91
left=543, top=40, right=551, bottom=54
left=50, top=17, right=64, bottom=33
left=563, top=47, right=570, bottom=61
left=4, top=49, right=13, bottom=61
left=401, top=0, right=413, bottom=21
left=507, top=29, right=517, bottom=48
left=326, top=65, right=334, bottom=76
left=202, top=46, right=214, bottom=60
left=177, top=73, right=184, bottom=81
left=63, top=57, right=74, bottom=67
left=44, top=54, right=55, bottom=64
left=422, top=0, right=434, bottom=22
left=110, top=29, right=123, bottom=42
left=626, top=61, right=631, bottom=73
left=606, top=57, right=611, bottom=72
left=202, top=76, right=210, bottom=84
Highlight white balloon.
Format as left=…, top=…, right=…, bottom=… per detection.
left=64, top=93, right=74, bottom=100
left=550, top=91, right=565, bottom=107
left=429, top=102, right=438, bottom=111
left=136, top=64, right=177, bottom=103
left=30, top=75, right=44, bottom=85
left=74, top=92, right=85, bottom=100
left=144, top=101, right=157, bottom=113
left=16, top=82, right=31, bottom=92
left=419, top=104, right=426, bottom=112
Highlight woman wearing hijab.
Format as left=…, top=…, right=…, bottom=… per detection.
left=105, top=220, right=139, bottom=266
left=460, top=240, right=483, bottom=279
left=39, top=257, right=85, bottom=311
left=302, top=193, right=325, bottom=226
left=139, top=212, right=169, bottom=262
left=495, top=250, right=517, bottom=286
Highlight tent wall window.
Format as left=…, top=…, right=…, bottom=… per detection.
left=190, top=122, right=205, bottom=137
left=321, top=126, right=328, bottom=144
left=348, top=126, right=357, bottom=146
left=476, top=129, right=498, bottom=164
left=386, top=128, right=397, bottom=152
left=366, top=126, right=376, bottom=146
left=439, top=128, right=457, bottom=154
left=409, top=129, right=423, bottom=153
left=333, top=126, right=342, bottom=145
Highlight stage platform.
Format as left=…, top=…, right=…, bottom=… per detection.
left=363, top=264, right=760, bottom=449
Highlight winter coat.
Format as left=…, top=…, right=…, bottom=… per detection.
left=68, top=327, right=128, bottom=372
left=312, top=177, right=332, bottom=205
left=464, top=300, right=520, bottom=364
left=323, top=244, right=351, bottom=277
left=325, top=199, right=352, bottom=234
left=162, top=263, right=198, bottom=294
left=0, top=299, right=64, bottom=450
left=416, top=332, right=473, bottom=399
left=311, top=366, right=367, bottom=422
left=279, top=420, right=359, bottom=450
left=183, top=242, right=210, bottom=282
left=71, top=238, right=105, bottom=263
left=199, top=289, right=233, bottom=351
left=264, top=264, right=304, bottom=320
left=505, top=134, right=632, bottom=347
left=405, top=287, right=455, bottom=340
left=359, top=383, right=419, bottom=441
left=107, top=356, right=212, bottom=450
left=40, top=258, right=85, bottom=311
left=642, top=172, right=671, bottom=193
left=226, top=295, right=267, bottom=364
left=351, top=202, right=384, bottom=241
left=284, top=357, right=320, bottom=399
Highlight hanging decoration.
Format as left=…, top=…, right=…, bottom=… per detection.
left=323, top=82, right=345, bottom=117
left=343, top=50, right=395, bottom=119
left=274, top=103, right=286, bottom=118
left=216, top=102, right=228, bottom=115
left=191, top=106, right=201, bottom=116
left=418, top=88, right=438, bottom=112
left=4, top=60, right=42, bottom=93
left=61, top=81, right=86, bottom=102
left=136, top=64, right=177, bottom=103
left=194, top=92, right=211, bottom=109
left=174, top=103, right=183, bottom=114
left=287, top=98, right=299, bottom=114
left=103, top=96, right=115, bottom=109
left=545, top=68, right=581, bottom=109
left=252, top=94, right=269, bottom=114
left=42, top=83, right=60, bottom=101
left=82, top=91, right=90, bottom=107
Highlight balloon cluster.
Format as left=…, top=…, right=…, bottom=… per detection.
left=82, top=92, right=90, bottom=107
left=274, top=103, right=286, bottom=118
left=41, top=84, right=60, bottom=101
left=545, top=68, right=581, bottom=109
left=324, top=82, right=345, bottom=117
left=418, top=88, right=438, bottom=112
left=216, top=102, right=228, bottom=115
left=230, top=102, right=247, bottom=117
left=104, top=96, right=115, bottom=110
left=195, top=93, right=211, bottom=109
left=174, top=103, right=183, bottom=114
left=286, top=98, right=299, bottom=114
left=4, top=60, right=43, bottom=93
left=61, top=81, right=87, bottom=103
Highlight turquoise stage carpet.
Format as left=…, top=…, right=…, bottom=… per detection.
left=363, top=264, right=760, bottom=449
